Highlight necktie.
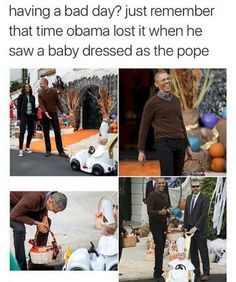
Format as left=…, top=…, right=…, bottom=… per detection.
left=190, top=195, right=196, bottom=214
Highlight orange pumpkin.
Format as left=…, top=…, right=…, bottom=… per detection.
left=209, top=143, right=225, bottom=158
left=211, top=158, right=225, bottom=172
left=179, top=199, right=186, bottom=210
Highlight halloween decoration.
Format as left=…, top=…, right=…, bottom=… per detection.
left=209, top=143, right=225, bottom=158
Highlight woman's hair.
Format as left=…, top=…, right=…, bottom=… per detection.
left=21, top=83, right=32, bottom=96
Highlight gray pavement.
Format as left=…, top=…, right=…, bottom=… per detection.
left=10, top=149, right=88, bottom=176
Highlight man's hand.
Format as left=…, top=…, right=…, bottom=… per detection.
left=158, top=207, right=167, bottom=216
left=42, top=216, right=49, bottom=229
left=189, top=226, right=198, bottom=235
left=186, top=147, right=194, bottom=159
left=17, top=120, right=20, bottom=125
left=45, top=112, right=52, bottom=119
left=138, top=151, right=146, bottom=162
left=37, top=222, right=49, bottom=233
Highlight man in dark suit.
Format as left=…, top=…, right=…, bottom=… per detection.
left=143, top=177, right=157, bottom=204
left=184, top=178, right=210, bottom=281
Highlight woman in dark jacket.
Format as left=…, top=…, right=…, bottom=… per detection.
left=17, top=83, right=36, bottom=157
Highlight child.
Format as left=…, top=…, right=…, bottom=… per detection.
left=167, top=237, right=195, bottom=282
left=98, top=113, right=110, bottom=145
left=91, top=198, right=118, bottom=271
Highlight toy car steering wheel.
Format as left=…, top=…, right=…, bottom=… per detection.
left=88, top=146, right=96, bottom=155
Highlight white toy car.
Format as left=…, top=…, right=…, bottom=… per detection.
left=63, top=241, right=118, bottom=271
left=70, top=143, right=117, bottom=176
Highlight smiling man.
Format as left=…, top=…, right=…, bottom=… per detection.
left=137, top=70, right=193, bottom=176
left=147, top=177, right=171, bottom=282
left=10, top=191, right=67, bottom=270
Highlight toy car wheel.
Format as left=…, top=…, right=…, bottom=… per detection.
left=70, top=267, right=85, bottom=271
left=109, top=264, right=118, bottom=271
left=70, top=159, right=80, bottom=171
left=92, top=164, right=104, bottom=176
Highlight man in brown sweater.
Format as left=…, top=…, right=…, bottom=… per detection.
left=147, top=177, right=171, bottom=282
left=38, top=78, right=68, bottom=157
left=10, top=191, right=67, bottom=270
left=138, top=71, right=193, bottom=175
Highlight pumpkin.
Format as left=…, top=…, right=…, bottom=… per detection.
left=209, top=143, right=225, bottom=158
left=179, top=199, right=186, bottom=210
left=211, top=158, right=225, bottom=172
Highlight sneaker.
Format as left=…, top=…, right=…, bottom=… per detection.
left=25, top=148, right=32, bottom=154
left=18, top=150, right=23, bottom=157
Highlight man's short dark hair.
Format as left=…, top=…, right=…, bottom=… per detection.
left=40, top=77, right=49, bottom=85
left=154, top=70, right=168, bottom=82
left=190, top=178, right=202, bottom=184
left=50, top=192, right=67, bottom=210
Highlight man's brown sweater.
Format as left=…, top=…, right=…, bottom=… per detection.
left=147, top=190, right=170, bottom=224
left=10, top=192, right=47, bottom=225
left=38, top=88, right=64, bottom=113
left=137, top=94, right=189, bottom=151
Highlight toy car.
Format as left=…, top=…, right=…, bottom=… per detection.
left=70, top=136, right=117, bottom=176
left=63, top=241, right=118, bottom=271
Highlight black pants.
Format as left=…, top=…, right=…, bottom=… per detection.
left=155, top=138, right=186, bottom=176
left=19, top=115, right=35, bottom=150
left=190, top=233, right=210, bottom=276
left=149, top=222, right=167, bottom=277
left=42, top=112, right=63, bottom=153
left=10, top=208, right=51, bottom=270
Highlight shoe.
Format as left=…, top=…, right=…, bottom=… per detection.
left=200, top=275, right=210, bottom=281
left=25, top=148, right=32, bottom=154
left=153, top=273, right=164, bottom=282
left=59, top=151, right=68, bottom=158
left=45, top=152, right=51, bottom=157
left=18, top=150, right=23, bottom=157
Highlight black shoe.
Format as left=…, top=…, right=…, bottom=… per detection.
left=59, top=151, right=68, bottom=158
left=45, top=152, right=51, bottom=157
left=153, top=272, right=164, bottom=282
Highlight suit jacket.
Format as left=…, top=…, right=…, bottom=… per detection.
left=183, top=193, right=209, bottom=236
left=145, top=180, right=155, bottom=203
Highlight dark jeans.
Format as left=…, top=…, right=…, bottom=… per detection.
left=190, top=233, right=210, bottom=276
left=42, top=112, right=63, bottom=153
left=149, top=222, right=167, bottom=277
left=10, top=207, right=51, bottom=270
left=19, top=114, right=35, bottom=150
left=155, top=138, right=186, bottom=176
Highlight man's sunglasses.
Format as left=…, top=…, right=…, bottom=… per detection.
left=191, top=185, right=200, bottom=188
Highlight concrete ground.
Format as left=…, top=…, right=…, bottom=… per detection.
left=121, top=275, right=226, bottom=282
left=10, top=191, right=118, bottom=268
left=119, top=225, right=226, bottom=281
